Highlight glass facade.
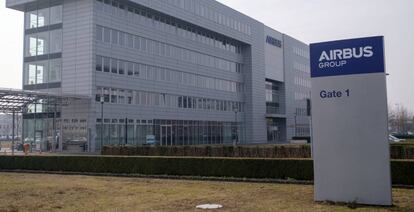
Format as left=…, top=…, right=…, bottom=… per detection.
left=95, top=86, right=243, bottom=113
left=25, top=5, right=62, bottom=29
left=266, top=118, right=286, bottom=143
left=24, top=59, right=61, bottom=85
left=96, top=119, right=241, bottom=149
left=25, top=29, right=62, bottom=57
left=96, top=25, right=242, bottom=74
left=96, top=55, right=242, bottom=93
left=95, top=0, right=243, bottom=54
left=23, top=104, right=62, bottom=152
left=22, top=3, right=64, bottom=152
left=265, top=80, right=284, bottom=114
left=24, top=3, right=62, bottom=86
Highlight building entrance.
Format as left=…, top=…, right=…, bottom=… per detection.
left=160, top=125, right=172, bottom=146
left=34, top=130, right=43, bottom=151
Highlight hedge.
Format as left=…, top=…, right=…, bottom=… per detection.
left=390, top=143, right=414, bottom=159
left=102, top=145, right=312, bottom=158
left=102, top=144, right=414, bottom=159
left=0, top=156, right=311, bottom=181
left=0, top=156, right=413, bottom=185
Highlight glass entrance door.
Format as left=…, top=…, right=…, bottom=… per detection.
left=271, top=129, right=280, bottom=143
left=34, top=130, right=43, bottom=151
left=160, top=125, right=172, bottom=146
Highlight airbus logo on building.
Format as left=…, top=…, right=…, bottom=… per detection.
left=266, top=36, right=282, bottom=48
left=318, top=46, right=374, bottom=69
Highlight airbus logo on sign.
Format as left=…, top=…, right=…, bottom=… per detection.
left=266, top=36, right=282, bottom=48
left=318, top=46, right=374, bottom=68
left=310, top=36, right=385, bottom=78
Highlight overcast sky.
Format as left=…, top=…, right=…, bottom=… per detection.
left=0, top=0, right=413, bottom=110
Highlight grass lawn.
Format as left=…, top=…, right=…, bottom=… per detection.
left=0, top=173, right=413, bottom=211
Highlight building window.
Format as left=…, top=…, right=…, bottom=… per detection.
left=25, top=29, right=62, bottom=57
left=103, top=57, right=110, bottom=72
left=127, top=62, right=133, bottom=76
left=27, top=11, right=38, bottom=29
left=96, top=56, right=102, bottom=71
left=24, top=59, right=61, bottom=85
left=111, top=58, right=118, bottom=74
left=50, top=29, right=62, bottom=53
left=50, top=5, right=63, bottom=25
left=118, top=60, right=125, bottom=75
left=97, top=26, right=103, bottom=41
left=25, top=5, right=62, bottom=29
left=104, top=27, right=110, bottom=43
left=265, top=80, right=284, bottom=114
left=111, top=89, right=118, bottom=103
left=49, top=59, right=61, bottom=83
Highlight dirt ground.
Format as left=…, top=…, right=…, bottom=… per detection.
left=0, top=172, right=413, bottom=212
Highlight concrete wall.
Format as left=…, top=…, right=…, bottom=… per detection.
left=283, top=35, right=311, bottom=141
left=264, top=26, right=284, bottom=82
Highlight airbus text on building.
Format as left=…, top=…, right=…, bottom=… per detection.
left=310, top=36, right=392, bottom=206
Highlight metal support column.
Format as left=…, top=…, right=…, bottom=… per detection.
left=125, top=117, right=128, bottom=145
left=100, top=97, right=104, bottom=151
left=52, top=103, right=56, bottom=152
left=12, top=111, right=15, bottom=155
left=233, top=110, right=238, bottom=146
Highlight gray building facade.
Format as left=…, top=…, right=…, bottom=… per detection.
left=6, top=0, right=310, bottom=152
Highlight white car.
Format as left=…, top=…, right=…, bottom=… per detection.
left=389, top=135, right=404, bottom=143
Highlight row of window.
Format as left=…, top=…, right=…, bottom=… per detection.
left=293, top=46, right=310, bottom=59
left=96, top=25, right=242, bottom=74
left=95, top=0, right=242, bottom=54
left=24, top=59, right=62, bottom=85
left=293, top=62, right=310, bottom=74
left=265, top=80, right=283, bottom=103
left=97, top=119, right=154, bottom=124
left=96, top=55, right=242, bottom=93
left=295, top=126, right=310, bottom=137
left=295, top=108, right=309, bottom=117
left=95, top=87, right=244, bottom=113
left=164, top=0, right=252, bottom=36
left=25, top=5, right=62, bottom=29
left=96, top=119, right=240, bottom=147
left=265, top=80, right=284, bottom=114
left=265, top=89, right=281, bottom=104
left=294, top=92, right=310, bottom=101
left=25, top=29, right=62, bottom=57
left=294, top=76, right=311, bottom=88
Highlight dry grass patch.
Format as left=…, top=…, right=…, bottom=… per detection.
left=0, top=172, right=413, bottom=211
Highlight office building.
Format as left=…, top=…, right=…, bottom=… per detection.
left=6, top=0, right=311, bottom=152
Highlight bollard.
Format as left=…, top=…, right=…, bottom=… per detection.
left=23, top=143, right=30, bottom=156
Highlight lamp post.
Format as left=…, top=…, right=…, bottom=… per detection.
left=100, top=96, right=104, bottom=152
left=12, top=111, right=15, bottom=156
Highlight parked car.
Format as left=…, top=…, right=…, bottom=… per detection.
left=14, top=143, right=24, bottom=151
left=389, top=135, right=405, bottom=143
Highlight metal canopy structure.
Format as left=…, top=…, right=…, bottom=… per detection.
left=0, top=88, right=89, bottom=113
left=0, top=88, right=90, bottom=154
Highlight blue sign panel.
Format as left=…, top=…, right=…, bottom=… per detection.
left=310, top=36, right=385, bottom=78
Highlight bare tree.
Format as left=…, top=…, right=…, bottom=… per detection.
left=389, top=104, right=413, bottom=134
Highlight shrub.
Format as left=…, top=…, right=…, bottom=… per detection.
left=102, top=145, right=313, bottom=158
left=391, top=160, right=414, bottom=185
left=0, top=156, right=312, bottom=180
left=102, top=144, right=414, bottom=159
left=0, top=156, right=413, bottom=185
